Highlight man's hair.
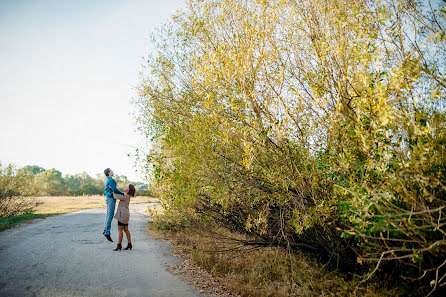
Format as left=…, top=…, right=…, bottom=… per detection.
left=104, top=168, right=111, bottom=177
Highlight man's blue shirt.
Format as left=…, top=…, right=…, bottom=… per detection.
left=104, top=176, right=124, bottom=199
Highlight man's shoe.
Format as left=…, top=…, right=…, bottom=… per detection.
left=104, top=234, right=113, bottom=242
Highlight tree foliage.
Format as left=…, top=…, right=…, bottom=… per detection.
left=0, top=163, right=39, bottom=217
left=0, top=163, right=35, bottom=199
left=136, top=0, right=445, bottom=294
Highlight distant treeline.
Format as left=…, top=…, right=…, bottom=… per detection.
left=0, top=163, right=149, bottom=198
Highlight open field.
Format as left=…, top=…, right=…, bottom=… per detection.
left=0, top=195, right=158, bottom=231
left=35, top=195, right=158, bottom=215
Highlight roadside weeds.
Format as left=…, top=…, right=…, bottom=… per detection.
left=147, top=222, right=402, bottom=297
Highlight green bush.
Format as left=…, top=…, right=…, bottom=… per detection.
left=135, top=0, right=445, bottom=294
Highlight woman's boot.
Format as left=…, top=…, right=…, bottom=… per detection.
left=123, top=243, right=132, bottom=250
left=113, top=243, right=122, bottom=251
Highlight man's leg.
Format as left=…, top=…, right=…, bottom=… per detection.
left=104, top=198, right=115, bottom=235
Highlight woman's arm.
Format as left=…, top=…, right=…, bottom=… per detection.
left=113, top=193, right=128, bottom=200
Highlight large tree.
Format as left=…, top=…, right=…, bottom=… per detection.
left=18, top=165, right=45, bottom=176
left=33, top=169, right=66, bottom=196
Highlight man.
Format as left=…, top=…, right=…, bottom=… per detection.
left=103, top=168, right=124, bottom=242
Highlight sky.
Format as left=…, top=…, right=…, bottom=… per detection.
left=0, top=0, right=185, bottom=182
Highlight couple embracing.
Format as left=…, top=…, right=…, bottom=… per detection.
left=102, top=168, right=134, bottom=251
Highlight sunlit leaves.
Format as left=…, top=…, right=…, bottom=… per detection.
left=135, top=0, right=446, bottom=292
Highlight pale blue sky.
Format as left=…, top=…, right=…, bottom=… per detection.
left=0, top=0, right=185, bottom=182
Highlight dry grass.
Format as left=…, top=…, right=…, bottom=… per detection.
left=35, top=195, right=158, bottom=215
left=1, top=195, right=158, bottom=231
left=0, top=196, right=40, bottom=217
left=148, top=222, right=403, bottom=297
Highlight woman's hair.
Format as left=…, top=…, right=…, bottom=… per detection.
left=128, top=184, right=136, bottom=197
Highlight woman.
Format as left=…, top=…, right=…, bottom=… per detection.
left=112, top=184, right=135, bottom=251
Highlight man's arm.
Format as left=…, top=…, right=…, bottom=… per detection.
left=110, top=179, right=124, bottom=195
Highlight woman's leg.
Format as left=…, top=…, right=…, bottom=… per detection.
left=118, top=225, right=124, bottom=244
left=124, top=225, right=131, bottom=243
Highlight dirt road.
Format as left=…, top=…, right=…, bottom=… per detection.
left=0, top=203, right=202, bottom=297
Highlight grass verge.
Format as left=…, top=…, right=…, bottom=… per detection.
left=0, top=213, right=52, bottom=231
left=148, top=221, right=403, bottom=297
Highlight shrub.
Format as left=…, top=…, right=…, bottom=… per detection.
left=136, top=0, right=445, bottom=294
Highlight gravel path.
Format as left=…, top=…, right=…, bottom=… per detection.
left=0, top=203, right=202, bottom=297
